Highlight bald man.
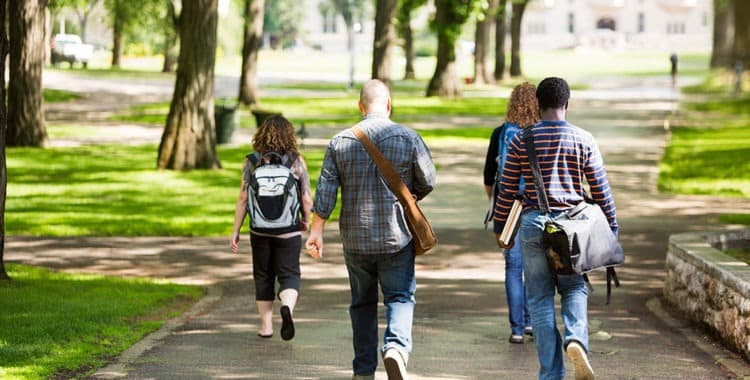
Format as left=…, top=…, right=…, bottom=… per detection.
left=306, top=79, right=436, bottom=380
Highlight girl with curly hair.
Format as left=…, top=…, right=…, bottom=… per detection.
left=231, top=115, right=312, bottom=341
left=483, top=82, right=539, bottom=344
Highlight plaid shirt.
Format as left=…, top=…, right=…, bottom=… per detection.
left=313, top=113, right=436, bottom=255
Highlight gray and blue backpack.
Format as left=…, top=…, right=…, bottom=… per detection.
left=246, top=152, right=301, bottom=234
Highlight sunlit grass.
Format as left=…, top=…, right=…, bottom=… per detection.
left=43, top=88, right=81, bottom=103
left=112, top=94, right=508, bottom=129
left=720, top=214, right=750, bottom=225
left=0, top=125, right=504, bottom=236
left=0, top=264, right=203, bottom=379
left=6, top=144, right=326, bottom=236
left=658, top=95, right=750, bottom=201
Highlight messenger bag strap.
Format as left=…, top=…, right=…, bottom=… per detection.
left=522, top=127, right=551, bottom=214
left=351, top=126, right=415, bottom=209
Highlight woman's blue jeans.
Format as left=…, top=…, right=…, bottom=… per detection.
left=521, top=210, right=589, bottom=380
left=505, top=237, right=530, bottom=336
left=344, top=243, right=416, bottom=376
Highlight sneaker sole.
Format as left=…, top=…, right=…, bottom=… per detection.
left=383, top=350, right=407, bottom=380
left=567, top=344, right=594, bottom=380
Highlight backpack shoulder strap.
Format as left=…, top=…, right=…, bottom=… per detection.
left=282, top=152, right=298, bottom=169
left=247, top=152, right=261, bottom=167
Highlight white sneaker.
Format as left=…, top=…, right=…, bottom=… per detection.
left=566, top=341, right=594, bottom=380
left=352, top=375, right=374, bottom=380
left=383, top=347, right=408, bottom=380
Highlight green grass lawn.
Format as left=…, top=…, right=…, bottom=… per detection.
left=43, top=88, right=81, bottom=103
left=112, top=94, right=508, bottom=129
left=0, top=264, right=203, bottom=379
left=6, top=144, right=323, bottom=236
left=659, top=120, right=750, bottom=197
left=5, top=124, right=497, bottom=237
left=658, top=73, right=750, bottom=224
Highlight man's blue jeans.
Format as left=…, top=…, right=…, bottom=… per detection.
left=505, top=237, right=530, bottom=336
left=344, top=243, right=416, bottom=376
left=520, top=210, right=589, bottom=380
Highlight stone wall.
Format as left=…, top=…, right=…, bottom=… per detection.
left=664, top=229, right=750, bottom=360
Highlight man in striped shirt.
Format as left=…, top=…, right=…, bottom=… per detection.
left=494, top=77, right=618, bottom=380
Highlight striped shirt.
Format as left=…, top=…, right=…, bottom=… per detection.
left=313, top=113, right=436, bottom=255
left=493, top=120, right=618, bottom=235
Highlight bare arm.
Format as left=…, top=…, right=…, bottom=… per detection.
left=231, top=161, right=250, bottom=253
left=296, top=157, right=314, bottom=231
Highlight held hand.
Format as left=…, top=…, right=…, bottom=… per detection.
left=495, top=233, right=514, bottom=250
left=230, top=232, right=240, bottom=254
left=305, top=234, right=323, bottom=259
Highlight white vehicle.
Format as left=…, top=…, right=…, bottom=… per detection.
left=50, top=34, right=94, bottom=68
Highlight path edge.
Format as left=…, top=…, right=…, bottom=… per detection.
left=91, top=285, right=223, bottom=379
left=646, top=297, right=750, bottom=379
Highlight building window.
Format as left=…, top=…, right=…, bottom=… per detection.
left=323, top=10, right=337, bottom=34
left=568, top=12, right=575, bottom=34
left=667, top=22, right=685, bottom=34
left=702, top=12, right=708, bottom=27
left=527, top=22, right=546, bottom=35
left=638, top=12, right=644, bottom=33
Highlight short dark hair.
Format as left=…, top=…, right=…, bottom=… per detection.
left=536, top=77, right=570, bottom=110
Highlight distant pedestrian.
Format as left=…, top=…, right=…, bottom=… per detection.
left=231, top=115, right=313, bottom=341
left=670, top=52, right=678, bottom=88
left=494, top=77, right=619, bottom=380
left=483, top=82, right=539, bottom=344
left=305, top=79, right=436, bottom=380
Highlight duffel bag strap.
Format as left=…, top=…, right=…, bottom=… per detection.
left=605, top=267, right=621, bottom=305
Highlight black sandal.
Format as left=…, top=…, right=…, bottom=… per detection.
left=280, top=305, right=295, bottom=341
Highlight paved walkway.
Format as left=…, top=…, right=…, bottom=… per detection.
left=8, top=73, right=750, bottom=379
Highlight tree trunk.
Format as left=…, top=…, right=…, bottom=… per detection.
left=44, top=6, right=51, bottom=66
left=401, top=19, right=416, bottom=79
left=78, top=12, right=88, bottom=42
left=427, top=2, right=460, bottom=97
left=238, top=0, right=264, bottom=106
left=7, top=0, right=47, bottom=147
left=162, top=0, right=179, bottom=73
left=427, top=37, right=459, bottom=97
left=157, top=0, right=220, bottom=170
left=346, top=22, right=355, bottom=89
left=711, top=0, right=734, bottom=68
left=509, top=0, right=526, bottom=77
left=473, top=0, right=497, bottom=84
left=494, top=0, right=507, bottom=81
left=111, top=1, right=122, bottom=68
left=0, top=0, right=10, bottom=281
left=371, top=0, right=398, bottom=87
left=162, top=38, right=177, bottom=72
left=734, top=0, right=750, bottom=69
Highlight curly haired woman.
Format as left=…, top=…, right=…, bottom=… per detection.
left=483, top=82, right=539, bottom=344
left=231, top=115, right=312, bottom=341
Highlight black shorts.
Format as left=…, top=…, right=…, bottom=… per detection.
left=249, top=233, right=301, bottom=301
